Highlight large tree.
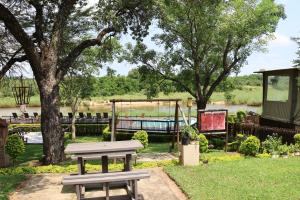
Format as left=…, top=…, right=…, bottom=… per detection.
left=126, top=0, right=285, bottom=109
left=0, top=0, right=154, bottom=164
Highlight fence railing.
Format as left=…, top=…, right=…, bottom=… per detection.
left=116, top=118, right=185, bottom=133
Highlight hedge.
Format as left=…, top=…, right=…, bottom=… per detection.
left=8, top=123, right=107, bottom=136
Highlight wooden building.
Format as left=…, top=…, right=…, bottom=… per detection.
left=256, top=68, right=300, bottom=129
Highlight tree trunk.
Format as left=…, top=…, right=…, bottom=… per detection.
left=39, top=78, right=64, bottom=164
left=196, top=97, right=207, bottom=110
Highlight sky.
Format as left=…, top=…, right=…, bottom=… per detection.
left=102, top=0, right=300, bottom=76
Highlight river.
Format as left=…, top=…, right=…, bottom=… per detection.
left=0, top=102, right=261, bottom=117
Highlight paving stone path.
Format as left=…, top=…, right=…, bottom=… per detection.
left=10, top=168, right=187, bottom=200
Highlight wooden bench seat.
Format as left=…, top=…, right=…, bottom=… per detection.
left=62, top=170, right=150, bottom=200
left=71, top=152, right=137, bottom=161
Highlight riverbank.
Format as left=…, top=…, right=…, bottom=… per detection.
left=0, top=86, right=262, bottom=108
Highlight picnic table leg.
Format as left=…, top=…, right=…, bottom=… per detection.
left=102, top=156, right=108, bottom=173
left=75, top=185, right=82, bottom=200
left=133, top=180, right=138, bottom=200
left=105, top=183, right=109, bottom=200
left=77, top=157, right=84, bottom=175
left=125, top=154, right=132, bottom=171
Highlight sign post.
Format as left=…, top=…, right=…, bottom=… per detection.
left=197, top=109, right=228, bottom=152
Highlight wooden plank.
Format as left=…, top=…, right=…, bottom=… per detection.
left=63, top=170, right=149, bottom=180
left=65, top=140, right=143, bottom=154
left=62, top=173, right=150, bottom=185
left=71, top=152, right=136, bottom=160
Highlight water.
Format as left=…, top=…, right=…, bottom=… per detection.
left=0, top=103, right=261, bottom=117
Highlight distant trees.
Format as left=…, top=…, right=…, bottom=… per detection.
left=60, top=73, right=95, bottom=140
left=293, top=37, right=300, bottom=66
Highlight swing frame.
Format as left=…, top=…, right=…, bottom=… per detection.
left=110, top=99, right=181, bottom=149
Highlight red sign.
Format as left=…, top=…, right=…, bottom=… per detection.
left=198, top=111, right=226, bottom=132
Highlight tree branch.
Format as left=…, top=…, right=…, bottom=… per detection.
left=143, top=62, right=196, bottom=98
left=29, top=0, right=44, bottom=45
left=0, top=51, right=27, bottom=80
left=57, top=27, right=116, bottom=79
left=50, top=0, right=78, bottom=50
left=0, top=3, right=39, bottom=69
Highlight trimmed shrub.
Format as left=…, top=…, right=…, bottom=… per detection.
left=294, top=133, right=300, bottom=144
left=132, top=130, right=148, bottom=148
left=239, top=136, right=260, bottom=156
left=198, top=134, right=208, bottom=153
left=5, top=134, right=25, bottom=165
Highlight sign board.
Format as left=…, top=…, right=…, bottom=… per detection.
left=198, top=110, right=227, bottom=133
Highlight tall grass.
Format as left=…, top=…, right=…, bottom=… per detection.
left=0, top=86, right=263, bottom=108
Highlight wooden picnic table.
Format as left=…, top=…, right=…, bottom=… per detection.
left=64, top=140, right=143, bottom=174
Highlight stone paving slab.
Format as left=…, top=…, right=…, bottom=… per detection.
left=9, top=168, right=187, bottom=200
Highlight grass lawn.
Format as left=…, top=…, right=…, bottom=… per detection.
left=0, top=175, right=26, bottom=200
left=17, top=138, right=172, bottom=164
left=165, top=157, right=300, bottom=200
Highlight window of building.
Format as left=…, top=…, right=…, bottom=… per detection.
left=267, top=75, right=289, bottom=102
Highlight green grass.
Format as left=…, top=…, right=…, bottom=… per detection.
left=17, top=144, right=43, bottom=165
left=140, top=143, right=172, bottom=153
left=16, top=138, right=172, bottom=165
left=165, top=157, right=300, bottom=200
left=0, top=96, right=40, bottom=108
left=0, top=175, right=26, bottom=200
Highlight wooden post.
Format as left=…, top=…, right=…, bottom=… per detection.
left=225, top=110, right=229, bottom=152
left=172, top=101, right=179, bottom=149
left=111, top=101, right=115, bottom=142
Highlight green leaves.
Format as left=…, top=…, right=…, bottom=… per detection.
left=125, top=0, right=284, bottom=108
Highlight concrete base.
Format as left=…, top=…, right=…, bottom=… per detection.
left=179, top=143, right=199, bottom=166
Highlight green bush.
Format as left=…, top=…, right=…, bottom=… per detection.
left=5, top=134, right=25, bottom=165
left=227, top=115, right=236, bottom=124
left=102, top=125, right=111, bottom=141
left=210, top=138, right=224, bottom=150
left=262, top=134, right=282, bottom=154
left=294, top=133, right=300, bottom=144
left=180, top=125, right=198, bottom=141
left=236, top=110, right=246, bottom=123
left=239, top=135, right=260, bottom=156
left=278, top=144, right=289, bottom=155
left=132, top=130, right=148, bottom=148
left=198, top=134, right=208, bottom=153
left=228, top=133, right=246, bottom=151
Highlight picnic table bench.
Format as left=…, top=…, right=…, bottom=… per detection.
left=63, top=140, right=147, bottom=200
left=62, top=170, right=150, bottom=200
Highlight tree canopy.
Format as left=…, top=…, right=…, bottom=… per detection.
left=0, top=0, right=155, bottom=164
left=126, top=0, right=285, bottom=109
